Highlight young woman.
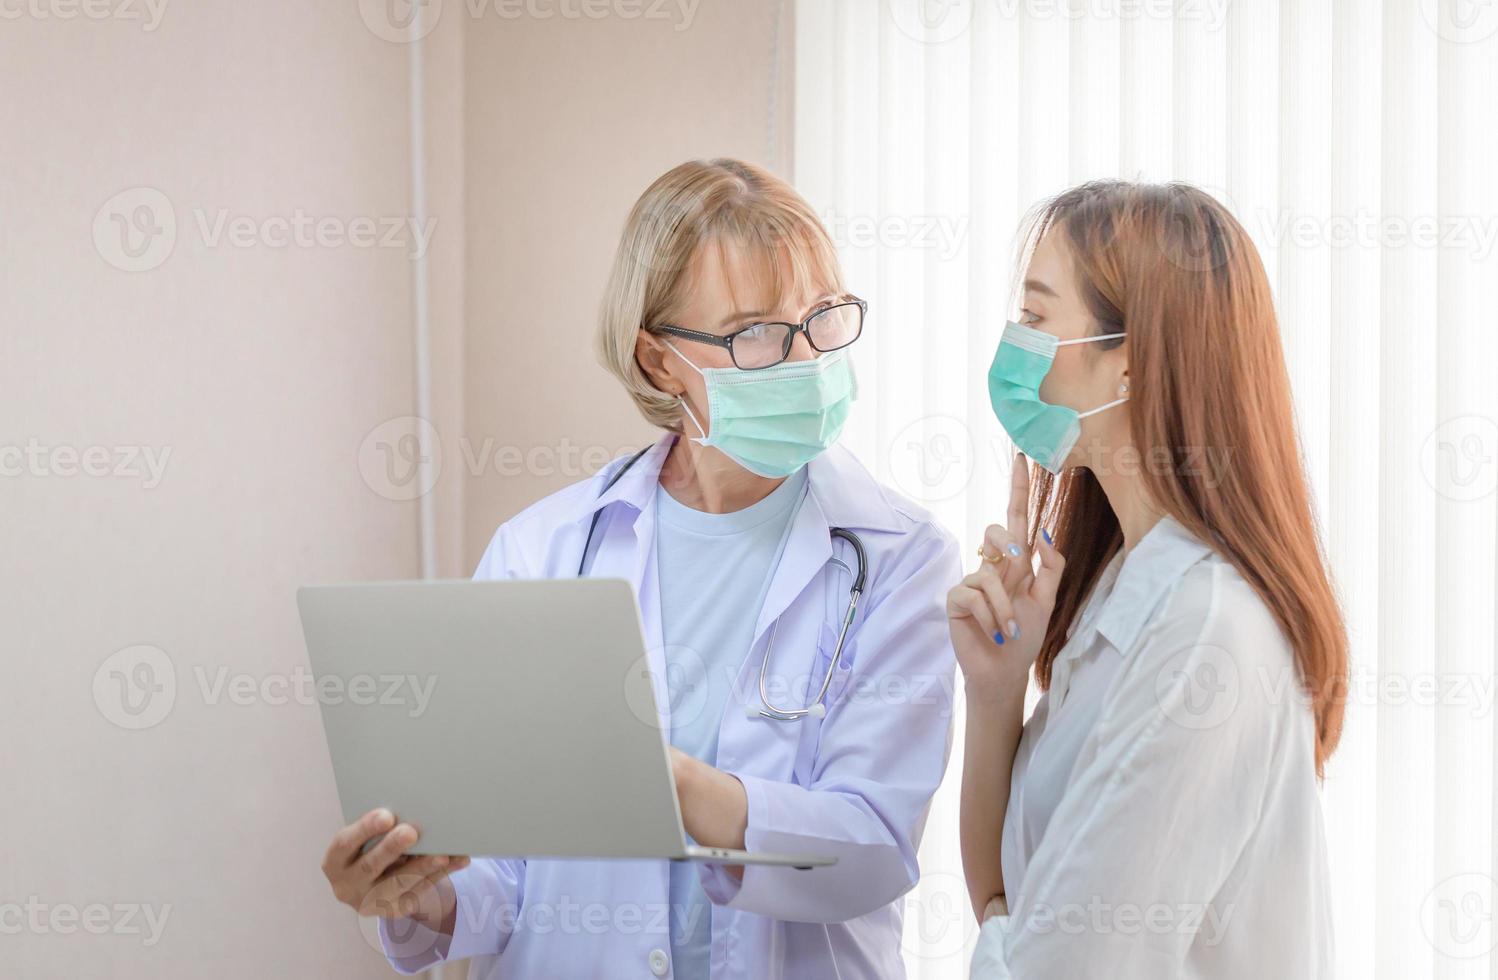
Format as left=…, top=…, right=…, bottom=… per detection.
left=950, top=181, right=1347, bottom=977
left=317, top=159, right=960, bottom=980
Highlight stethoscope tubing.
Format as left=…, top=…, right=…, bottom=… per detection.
left=578, top=446, right=867, bottom=723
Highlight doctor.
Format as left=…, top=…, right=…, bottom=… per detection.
left=319, top=158, right=959, bottom=979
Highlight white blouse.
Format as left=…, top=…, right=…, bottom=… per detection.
left=971, top=517, right=1333, bottom=978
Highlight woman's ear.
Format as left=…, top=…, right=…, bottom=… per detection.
left=635, top=330, right=681, bottom=394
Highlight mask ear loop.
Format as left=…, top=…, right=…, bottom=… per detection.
left=1053, top=331, right=1128, bottom=347
left=1057, top=333, right=1130, bottom=419
left=661, top=339, right=711, bottom=443
left=1077, top=395, right=1129, bottom=419
left=677, top=395, right=709, bottom=442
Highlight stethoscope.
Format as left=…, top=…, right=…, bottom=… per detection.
left=578, top=446, right=868, bottom=722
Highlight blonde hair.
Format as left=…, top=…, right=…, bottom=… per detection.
left=596, top=158, right=845, bottom=431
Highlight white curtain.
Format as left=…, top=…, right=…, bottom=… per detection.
left=794, top=1, right=1498, bottom=977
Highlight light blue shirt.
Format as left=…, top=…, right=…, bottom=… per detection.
left=654, top=466, right=808, bottom=980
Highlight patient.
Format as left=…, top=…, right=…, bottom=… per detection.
left=948, top=180, right=1347, bottom=977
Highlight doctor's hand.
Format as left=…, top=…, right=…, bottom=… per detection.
left=321, top=808, right=471, bottom=933
left=946, top=455, right=1065, bottom=703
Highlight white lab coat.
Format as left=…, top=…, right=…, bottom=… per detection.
left=381, top=434, right=960, bottom=979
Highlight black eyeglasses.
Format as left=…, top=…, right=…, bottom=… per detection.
left=653, top=299, right=867, bottom=370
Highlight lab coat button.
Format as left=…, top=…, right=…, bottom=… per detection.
left=648, top=947, right=670, bottom=976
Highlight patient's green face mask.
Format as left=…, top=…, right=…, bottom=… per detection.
left=669, top=343, right=858, bottom=478
left=987, top=320, right=1128, bottom=473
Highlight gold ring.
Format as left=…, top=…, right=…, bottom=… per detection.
left=977, top=547, right=1005, bottom=564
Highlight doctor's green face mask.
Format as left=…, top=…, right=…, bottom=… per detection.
left=987, top=321, right=1128, bottom=473
left=668, top=342, right=858, bottom=478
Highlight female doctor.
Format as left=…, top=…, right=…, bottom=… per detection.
left=318, top=158, right=960, bottom=980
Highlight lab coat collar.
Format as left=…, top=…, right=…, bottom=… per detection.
left=1085, top=515, right=1214, bottom=656
left=574, top=433, right=906, bottom=647
left=573, top=434, right=676, bottom=527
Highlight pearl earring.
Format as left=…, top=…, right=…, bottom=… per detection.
left=1119, top=382, right=1129, bottom=395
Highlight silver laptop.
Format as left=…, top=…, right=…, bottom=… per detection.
left=297, top=578, right=835, bottom=870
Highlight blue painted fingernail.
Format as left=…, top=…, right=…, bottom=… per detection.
left=993, top=631, right=1005, bottom=645
left=1007, top=543, right=1023, bottom=558
left=1042, top=528, right=1053, bottom=545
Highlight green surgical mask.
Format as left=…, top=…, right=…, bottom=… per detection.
left=669, top=343, right=858, bottom=478
left=987, top=320, right=1128, bottom=473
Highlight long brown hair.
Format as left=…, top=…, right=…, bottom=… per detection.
left=1022, top=180, right=1348, bottom=775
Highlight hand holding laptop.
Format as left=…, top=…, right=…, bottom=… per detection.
left=321, top=806, right=469, bottom=930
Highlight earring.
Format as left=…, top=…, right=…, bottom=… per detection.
left=1119, top=382, right=1129, bottom=395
